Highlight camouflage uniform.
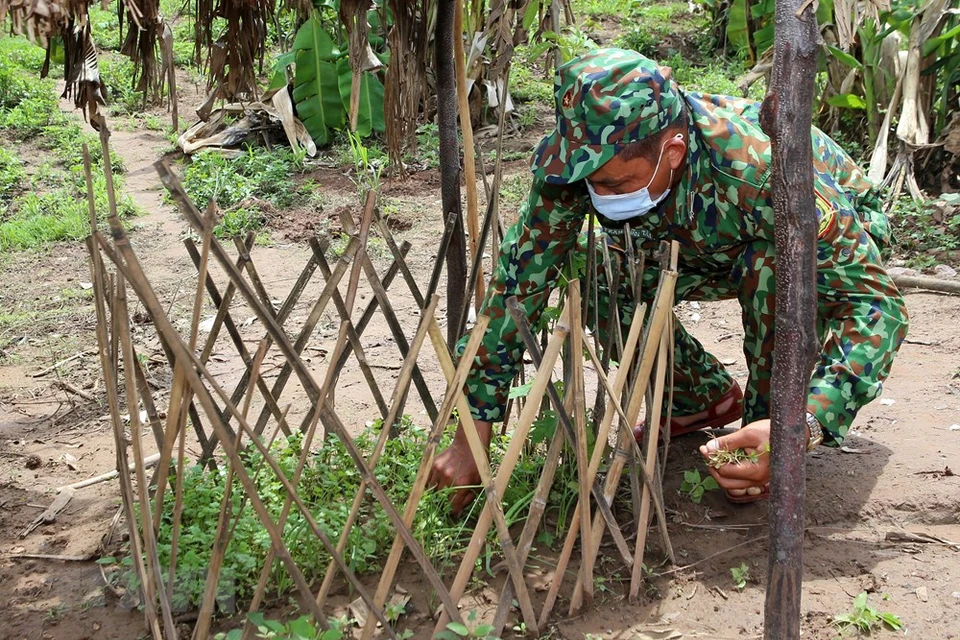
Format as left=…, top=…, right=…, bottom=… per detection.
left=456, top=49, right=908, bottom=447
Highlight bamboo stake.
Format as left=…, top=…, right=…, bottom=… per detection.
left=154, top=202, right=215, bottom=532
left=423, top=322, right=545, bottom=636
left=536, top=305, right=647, bottom=627
left=491, top=423, right=565, bottom=637
left=314, top=295, right=440, bottom=611
left=567, top=258, right=679, bottom=615
left=167, top=204, right=216, bottom=614
left=506, top=300, right=634, bottom=565
left=83, top=165, right=161, bottom=639
left=629, top=328, right=669, bottom=600
left=433, top=314, right=569, bottom=637
left=360, top=317, right=493, bottom=640
left=454, top=0, right=482, bottom=306
left=89, top=128, right=176, bottom=639
left=116, top=273, right=178, bottom=640
left=95, top=234, right=395, bottom=636
left=567, top=281, right=593, bottom=607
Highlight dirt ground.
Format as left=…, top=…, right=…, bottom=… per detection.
left=2, top=82, right=960, bottom=640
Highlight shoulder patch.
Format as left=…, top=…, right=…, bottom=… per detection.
left=815, top=189, right=836, bottom=239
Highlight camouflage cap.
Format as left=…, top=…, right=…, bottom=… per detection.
left=531, top=48, right=682, bottom=185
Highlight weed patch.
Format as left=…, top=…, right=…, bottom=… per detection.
left=139, top=417, right=579, bottom=613
left=888, top=194, right=960, bottom=269
left=181, top=147, right=306, bottom=237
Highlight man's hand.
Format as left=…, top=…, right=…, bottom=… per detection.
left=427, top=419, right=492, bottom=515
left=698, top=419, right=771, bottom=491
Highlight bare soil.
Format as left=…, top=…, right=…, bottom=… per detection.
left=1, top=84, right=960, bottom=640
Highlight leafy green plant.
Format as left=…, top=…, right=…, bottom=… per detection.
left=833, top=591, right=903, bottom=636
left=730, top=562, right=750, bottom=591
left=679, top=468, right=719, bottom=504
left=214, top=613, right=349, bottom=640
left=287, top=11, right=387, bottom=146
left=435, top=610, right=500, bottom=640
left=181, top=146, right=302, bottom=232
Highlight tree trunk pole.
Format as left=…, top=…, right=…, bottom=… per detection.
left=436, top=0, right=468, bottom=349
left=758, top=0, right=820, bottom=637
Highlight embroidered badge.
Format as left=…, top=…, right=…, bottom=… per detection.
left=815, top=189, right=836, bottom=239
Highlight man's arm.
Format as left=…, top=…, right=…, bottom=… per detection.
left=806, top=179, right=908, bottom=445
left=455, top=178, right=587, bottom=422
left=427, top=178, right=586, bottom=511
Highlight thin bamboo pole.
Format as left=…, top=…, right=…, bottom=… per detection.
left=167, top=203, right=216, bottom=618
left=83, top=150, right=161, bottom=639
left=313, top=295, right=440, bottom=610
left=359, top=317, right=493, bottom=640
left=454, top=0, right=482, bottom=306
left=536, top=305, right=647, bottom=627
left=628, top=328, right=669, bottom=600
left=115, top=273, right=178, bottom=640
left=566, top=257, right=678, bottom=615
left=567, top=281, right=593, bottom=607
left=432, top=314, right=570, bottom=637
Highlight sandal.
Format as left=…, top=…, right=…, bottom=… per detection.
left=726, top=484, right=769, bottom=504
left=634, top=381, right=744, bottom=443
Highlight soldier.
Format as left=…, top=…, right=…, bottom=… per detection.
left=426, top=48, right=908, bottom=510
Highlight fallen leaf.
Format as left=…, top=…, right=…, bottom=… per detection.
left=79, top=282, right=94, bottom=290
left=62, top=453, right=78, bottom=471
left=198, top=316, right=216, bottom=333
left=634, top=630, right=683, bottom=640
left=916, top=586, right=928, bottom=602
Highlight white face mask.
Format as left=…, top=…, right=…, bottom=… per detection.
left=586, top=133, right=682, bottom=221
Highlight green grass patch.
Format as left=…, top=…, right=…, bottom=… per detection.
left=0, top=34, right=138, bottom=250
left=888, top=194, right=960, bottom=269
left=132, top=417, right=581, bottom=613
left=181, top=147, right=306, bottom=237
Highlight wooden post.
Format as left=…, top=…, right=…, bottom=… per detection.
left=436, top=0, right=468, bottom=348
left=759, top=0, right=820, bottom=636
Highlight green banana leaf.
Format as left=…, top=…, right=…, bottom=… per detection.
left=292, top=15, right=344, bottom=146
left=827, top=93, right=867, bottom=109
left=336, top=58, right=386, bottom=137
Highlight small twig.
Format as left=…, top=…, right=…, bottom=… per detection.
left=56, top=381, right=96, bottom=402
left=7, top=553, right=93, bottom=562
left=712, top=585, right=729, bottom=600
left=29, top=351, right=96, bottom=378
left=657, top=536, right=768, bottom=577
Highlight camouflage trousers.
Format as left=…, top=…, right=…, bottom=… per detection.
left=584, top=208, right=908, bottom=444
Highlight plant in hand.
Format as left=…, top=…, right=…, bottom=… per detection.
left=705, top=443, right=769, bottom=469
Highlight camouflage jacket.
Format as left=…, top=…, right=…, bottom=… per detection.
left=457, top=90, right=900, bottom=444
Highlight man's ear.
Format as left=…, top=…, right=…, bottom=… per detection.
left=664, top=133, right=686, bottom=171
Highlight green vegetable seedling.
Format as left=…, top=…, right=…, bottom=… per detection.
left=833, top=591, right=903, bottom=636
left=730, top=562, right=750, bottom=591
left=679, top=468, right=719, bottom=504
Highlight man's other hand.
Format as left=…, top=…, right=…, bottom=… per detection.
left=426, top=419, right=492, bottom=515
left=698, top=419, right=771, bottom=491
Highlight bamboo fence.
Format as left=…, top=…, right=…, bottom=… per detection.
left=85, top=117, right=681, bottom=639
